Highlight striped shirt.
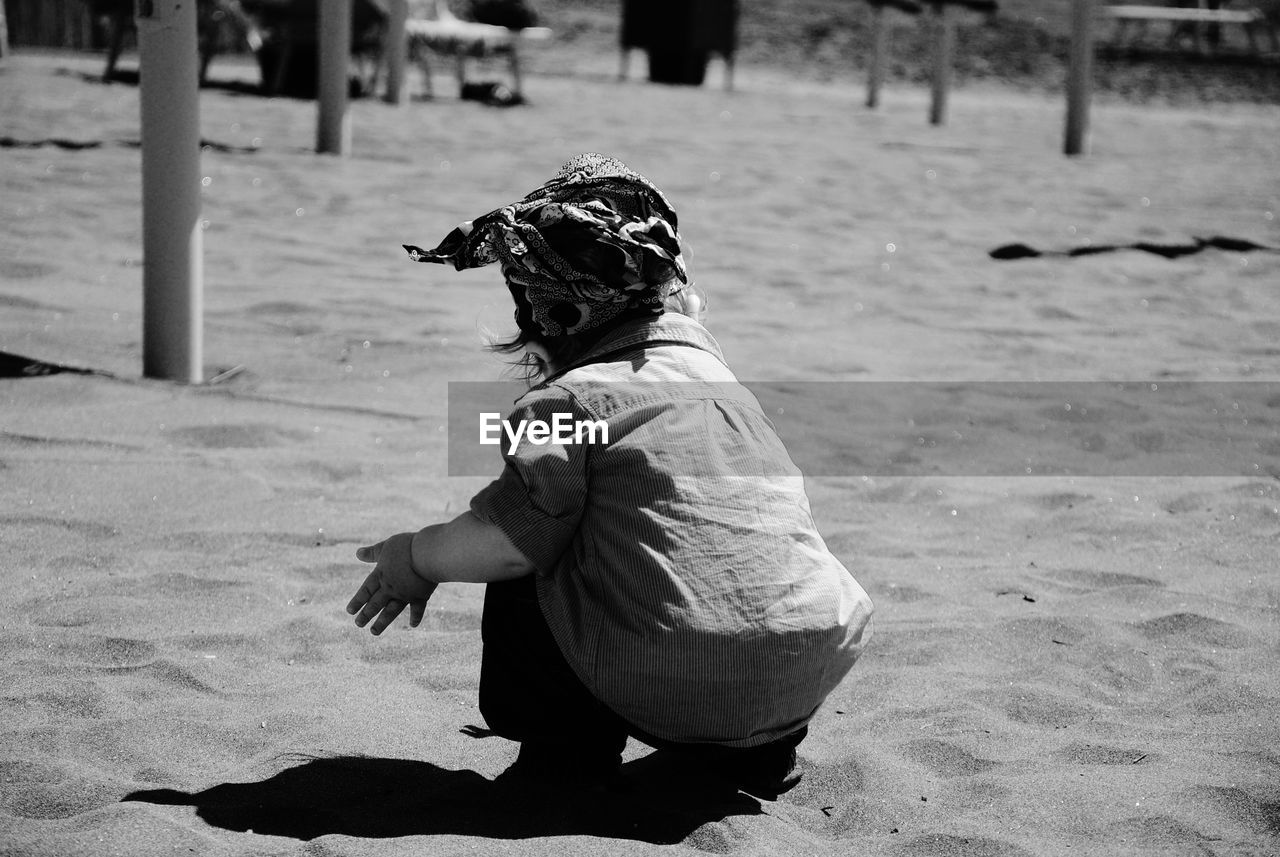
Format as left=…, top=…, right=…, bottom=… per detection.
left=470, top=313, right=873, bottom=747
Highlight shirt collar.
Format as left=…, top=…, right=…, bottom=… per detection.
left=543, top=313, right=726, bottom=383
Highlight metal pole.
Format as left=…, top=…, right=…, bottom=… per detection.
left=317, top=0, right=352, bottom=155
left=0, top=0, right=10, bottom=62
left=1065, top=0, right=1094, bottom=156
left=137, top=0, right=204, bottom=383
left=867, top=4, right=887, bottom=109
left=384, top=0, right=408, bottom=104
left=929, top=2, right=955, bottom=126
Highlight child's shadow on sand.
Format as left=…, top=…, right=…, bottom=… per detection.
left=122, top=754, right=762, bottom=844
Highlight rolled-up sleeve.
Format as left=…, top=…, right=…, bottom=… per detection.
left=469, top=387, right=593, bottom=574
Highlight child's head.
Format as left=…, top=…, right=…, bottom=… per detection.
left=404, top=153, right=706, bottom=380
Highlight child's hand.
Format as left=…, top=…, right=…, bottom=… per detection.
left=346, top=532, right=439, bottom=635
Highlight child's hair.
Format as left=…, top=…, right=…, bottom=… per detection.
left=486, top=220, right=706, bottom=384
left=487, top=282, right=707, bottom=383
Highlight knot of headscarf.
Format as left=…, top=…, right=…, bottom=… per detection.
left=404, top=153, right=688, bottom=337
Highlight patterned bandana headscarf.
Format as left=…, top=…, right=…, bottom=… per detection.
left=404, top=153, right=687, bottom=337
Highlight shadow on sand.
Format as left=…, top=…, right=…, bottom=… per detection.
left=122, top=754, right=763, bottom=845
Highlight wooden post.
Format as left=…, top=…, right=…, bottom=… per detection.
left=384, top=0, right=408, bottom=104
left=867, top=3, right=888, bottom=108
left=317, top=0, right=352, bottom=155
left=1065, top=0, right=1094, bottom=156
left=929, top=2, right=956, bottom=126
left=137, top=0, right=204, bottom=382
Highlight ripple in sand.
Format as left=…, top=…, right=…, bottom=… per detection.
left=0, top=292, right=66, bottom=311
left=1003, top=690, right=1097, bottom=728
left=0, top=761, right=115, bottom=820
left=1100, top=815, right=1218, bottom=854
left=136, top=571, right=247, bottom=595
left=684, top=818, right=751, bottom=853
left=1180, top=784, right=1280, bottom=837
left=1187, top=681, right=1277, bottom=716
left=168, top=423, right=311, bottom=449
left=1029, top=567, right=1164, bottom=593
left=875, top=582, right=934, bottom=603
left=784, top=753, right=866, bottom=809
left=244, top=300, right=322, bottom=316
left=0, top=514, right=120, bottom=540
left=4, top=681, right=114, bottom=720
left=896, top=832, right=1034, bottom=857
left=869, top=626, right=959, bottom=668
left=903, top=739, right=999, bottom=778
left=1035, top=491, right=1094, bottom=510
left=105, top=659, right=222, bottom=696
left=48, top=635, right=158, bottom=668
left=27, top=604, right=103, bottom=628
left=1054, top=742, right=1152, bottom=766
left=1133, top=612, right=1252, bottom=649
left=0, top=261, right=59, bottom=279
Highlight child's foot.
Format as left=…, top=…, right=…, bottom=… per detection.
left=494, top=741, right=623, bottom=792
left=714, top=748, right=803, bottom=800
left=620, top=746, right=802, bottom=801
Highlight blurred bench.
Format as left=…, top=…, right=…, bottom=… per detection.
left=1104, top=3, right=1278, bottom=54
left=404, top=0, right=550, bottom=100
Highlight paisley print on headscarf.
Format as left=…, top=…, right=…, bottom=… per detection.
left=404, top=153, right=688, bottom=337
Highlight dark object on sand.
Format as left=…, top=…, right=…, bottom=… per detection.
left=459, top=79, right=523, bottom=106
left=0, top=136, right=102, bottom=150
left=0, top=351, right=100, bottom=378
left=620, top=0, right=738, bottom=87
left=989, top=235, right=1280, bottom=260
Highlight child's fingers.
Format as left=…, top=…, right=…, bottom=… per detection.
left=355, top=542, right=383, bottom=563
left=353, top=591, right=388, bottom=628
left=346, top=569, right=381, bottom=615
left=409, top=601, right=426, bottom=627
left=370, top=599, right=406, bottom=635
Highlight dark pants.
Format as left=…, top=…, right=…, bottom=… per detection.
left=479, top=575, right=807, bottom=785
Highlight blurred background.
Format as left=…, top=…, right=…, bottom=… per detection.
left=3, top=0, right=1278, bottom=104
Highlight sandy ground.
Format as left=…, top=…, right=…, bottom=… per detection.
left=2, top=50, right=1279, bottom=857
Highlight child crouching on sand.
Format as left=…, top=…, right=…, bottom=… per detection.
left=346, top=153, right=873, bottom=798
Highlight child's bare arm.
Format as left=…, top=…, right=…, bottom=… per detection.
left=347, top=511, right=534, bottom=635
